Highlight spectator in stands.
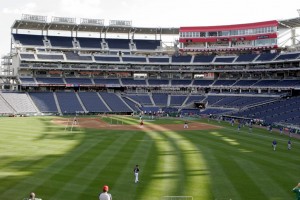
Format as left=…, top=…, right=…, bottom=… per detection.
left=133, top=164, right=140, bottom=183
left=99, top=185, right=112, bottom=200
left=272, top=139, right=277, bottom=151
left=292, top=183, right=300, bottom=200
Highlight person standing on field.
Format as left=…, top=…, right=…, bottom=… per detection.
left=272, top=139, right=277, bottom=151
left=184, top=121, right=188, bottom=129
left=134, top=164, right=140, bottom=183
left=292, top=183, right=300, bottom=200
left=288, top=139, right=292, bottom=150
left=99, top=185, right=112, bottom=200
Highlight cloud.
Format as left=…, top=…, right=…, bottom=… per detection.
left=57, top=0, right=103, bottom=19
left=2, top=2, right=37, bottom=15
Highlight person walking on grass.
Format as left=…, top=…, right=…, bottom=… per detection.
left=288, top=139, right=292, bottom=150
left=134, top=164, right=140, bottom=183
left=99, top=185, right=112, bottom=200
left=272, top=139, right=277, bottom=151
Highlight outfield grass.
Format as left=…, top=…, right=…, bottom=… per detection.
left=0, top=116, right=299, bottom=200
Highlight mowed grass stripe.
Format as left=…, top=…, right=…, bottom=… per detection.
left=185, top=126, right=299, bottom=200
left=187, top=129, right=268, bottom=199
left=1, top=131, right=101, bottom=199
left=80, top=130, right=148, bottom=200
left=199, top=147, right=241, bottom=200
left=41, top=131, right=126, bottom=199
left=138, top=130, right=180, bottom=199
left=1, top=117, right=300, bottom=200
left=234, top=156, right=290, bottom=200
left=170, top=130, right=211, bottom=199
left=112, top=132, right=155, bottom=200
left=48, top=130, right=138, bottom=200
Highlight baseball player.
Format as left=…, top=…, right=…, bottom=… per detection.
left=133, top=164, right=140, bottom=183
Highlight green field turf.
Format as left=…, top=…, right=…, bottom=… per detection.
left=0, top=116, right=299, bottom=200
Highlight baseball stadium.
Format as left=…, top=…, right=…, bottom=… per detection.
left=0, top=12, right=300, bottom=200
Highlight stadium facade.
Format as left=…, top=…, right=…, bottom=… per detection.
left=1, top=14, right=300, bottom=128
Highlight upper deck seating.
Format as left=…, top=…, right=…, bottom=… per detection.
left=148, top=57, right=169, bottom=63
left=19, top=78, right=36, bottom=85
left=93, top=78, right=120, bottom=85
left=273, top=79, right=300, bottom=87
left=65, top=78, right=93, bottom=85
left=232, top=80, right=258, bottom=86
left=171, top=55, right=192, bottom=63
left=76, top=37, right=102, bottom=49
left=65, top=52, right=92, bottom=61
left=193, top=80, right=214, bottom=86
left=214, top=57, right=235, bottom=63
left=148, top=79, right=169, bottom=86
left=56, top=92, right=84, bottom=114
left=47, top=36, right=74, bottom=48
left=122, top=56, right=147, bottom=62
left=36, top=54, right=64, bottom=60
left=121, top=78, right=146, bottom=85
left=29, top=92, right=58, bottom=113
left=133, top=39, right=160, bottom=50
left=78, top=92, right=110, bottom=113
left=13, top=34, right=44, bottom=46
left=171, top=79, right=192, bottom=85
left=193, top=55, right=215, bottom=63
left=36, top=78, right=65, bottom=85
left=255, top=53, right=278, bottom=61
left=105, top=38, right=130, bottom=49
left=213, top=80, right=236, bottom=86
left=274, top=53, right=300, bottom=61
left=20, top=53, right=35, bottom=59
left=94, top=55, right=120, bottom=62
left=252, top=80, right=280, bottom=87
left=235, top=54, right=258, bottom=62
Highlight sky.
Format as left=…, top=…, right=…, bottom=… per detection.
left=0, top=0, right=300, bottom=57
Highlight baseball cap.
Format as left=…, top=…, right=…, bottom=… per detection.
left=103, top=185, right=109, bottom=192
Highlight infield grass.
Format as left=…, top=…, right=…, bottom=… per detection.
left=0, top=116, right=299, bottom=200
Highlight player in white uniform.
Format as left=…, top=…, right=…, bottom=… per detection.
left=134, top=165, right=140, bottom=183
left=184, top=121, right=188, bottom=129
left=99, top=185, right=112, bottom=200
